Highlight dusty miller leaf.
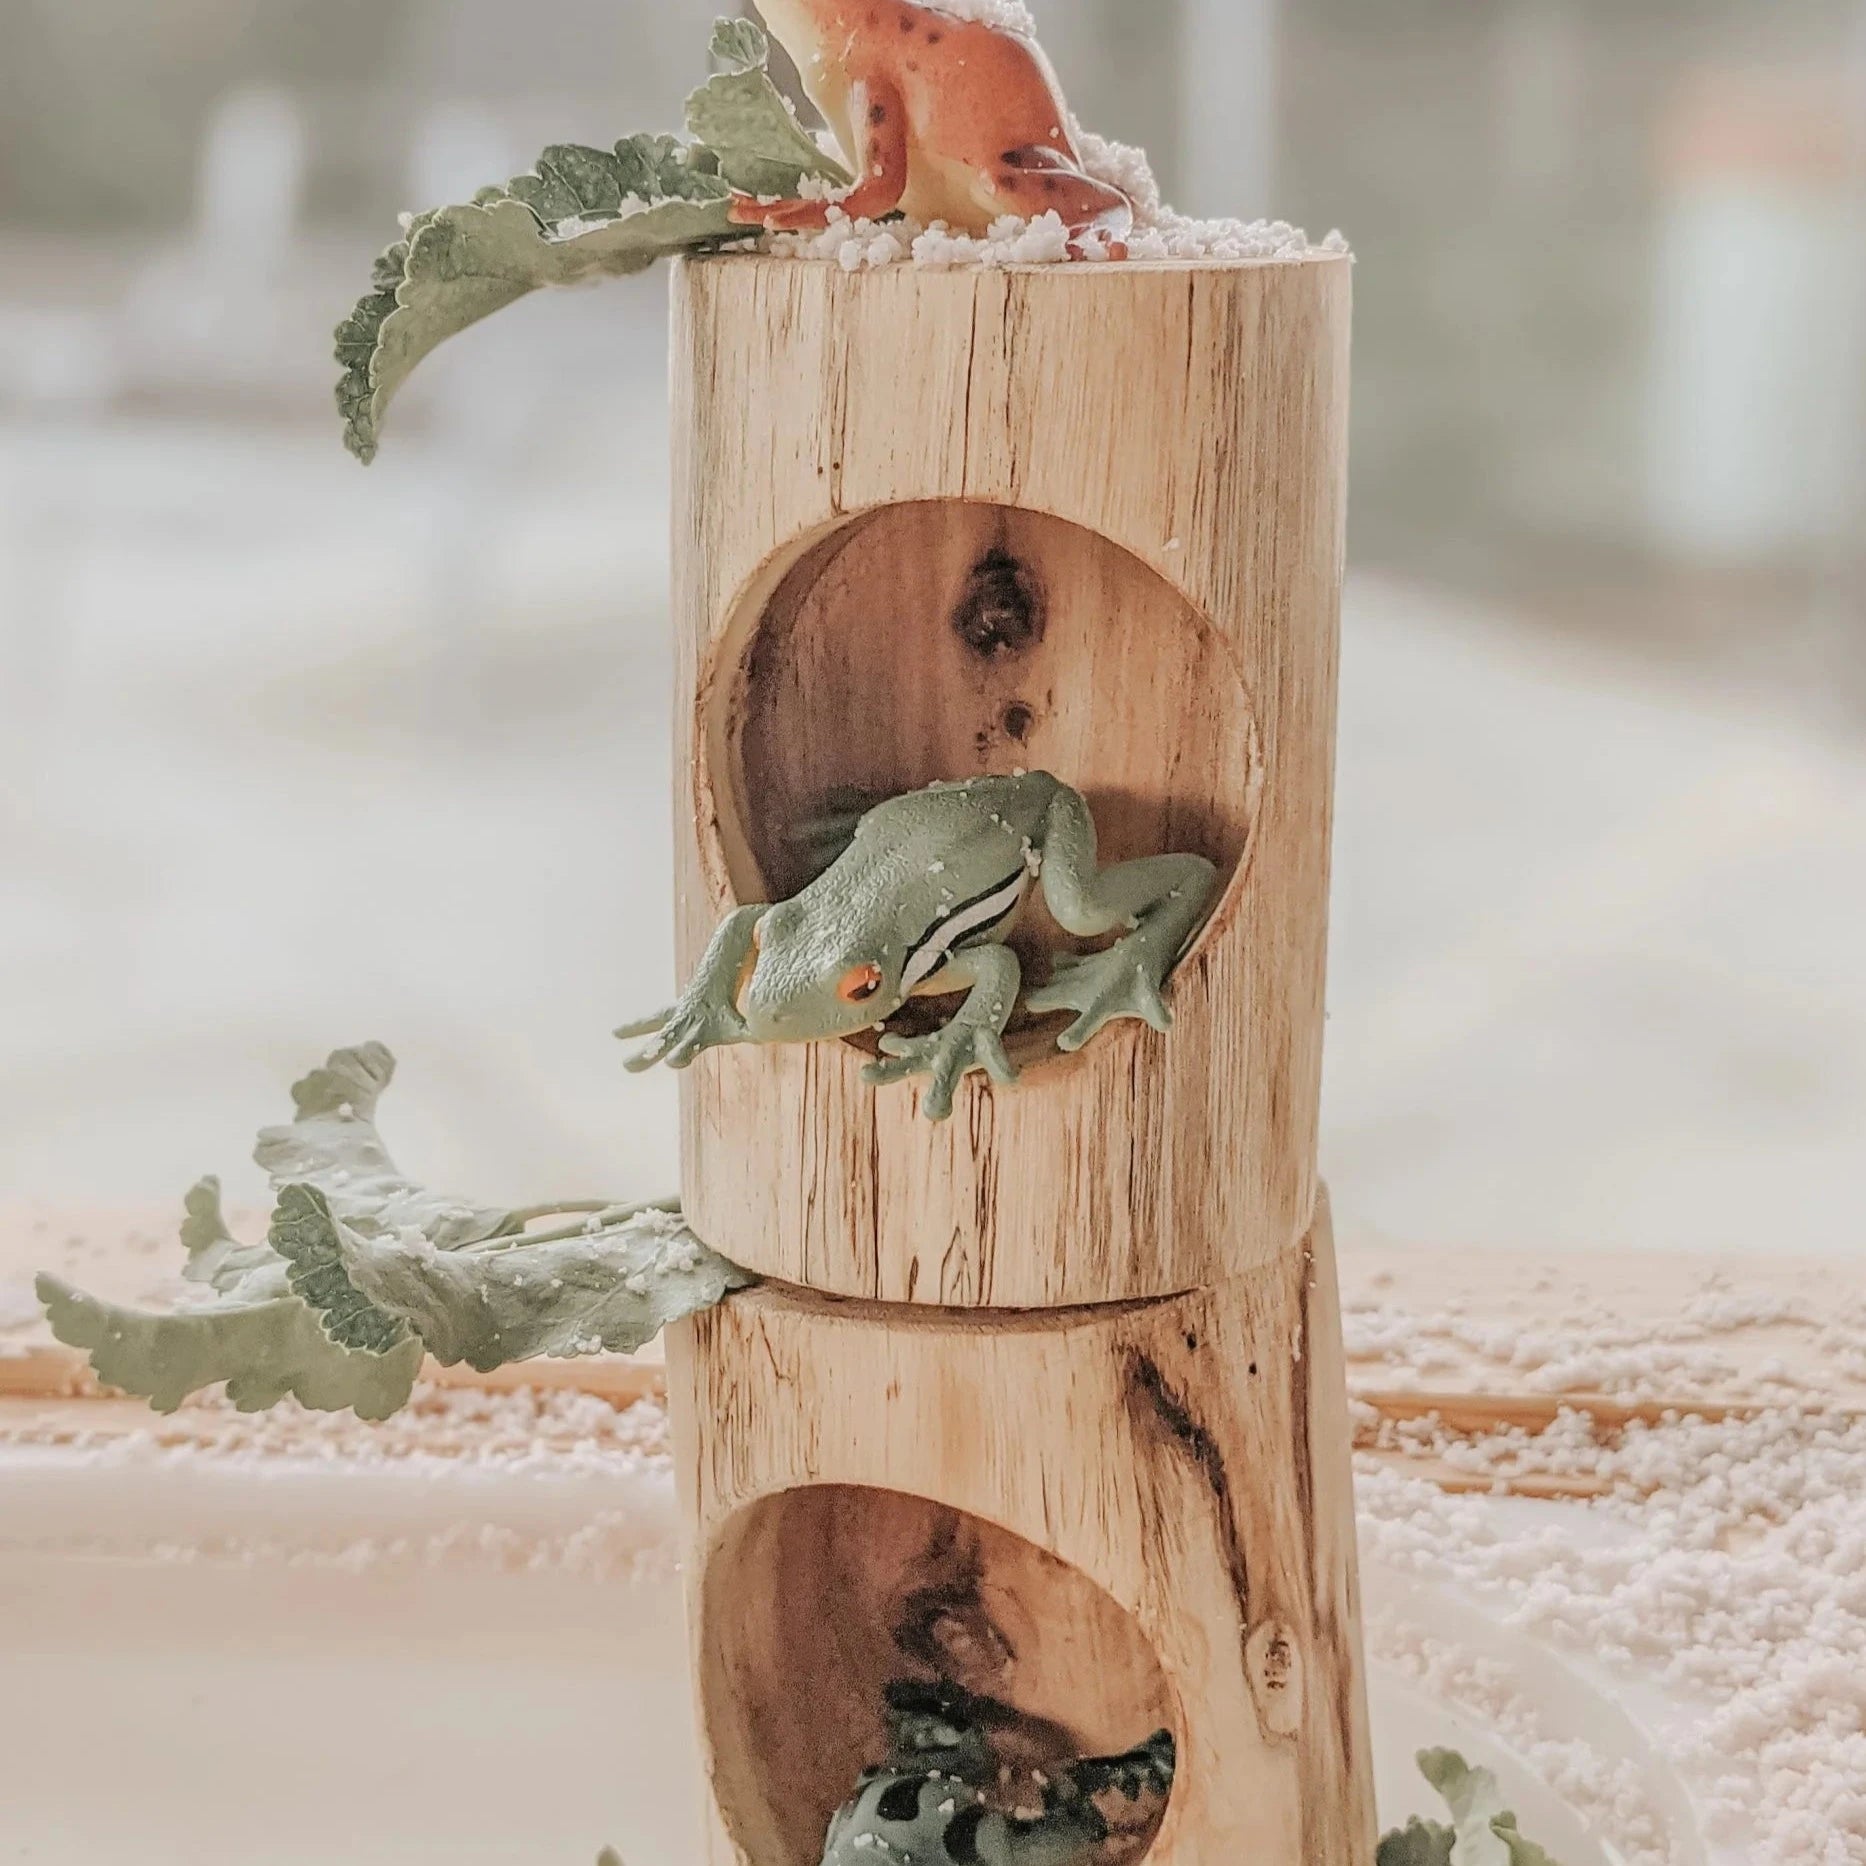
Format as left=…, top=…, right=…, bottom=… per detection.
left=1376, top=1821, right=1456, bottom=1866
left=1413, top=1752, right=1566, bottom=1866
left=274, top=1187, right=750, bottom=1372
left=684, top=22, right=848, bottom=197
left=335, top=18, right=847, bottom=461
left=709, top=16, right=768, bottom=70
left=270, top=1182, right=413, bottom=1355
left=180, top=1174, right=278, bottom=1294
left=38, top=1043, right=748, bottom=1420
left=35, top=1272, right=422, bottom=1419
left=253, top=1042, right=512, bottom=1247
left=336, top=186, right=737, bottom=463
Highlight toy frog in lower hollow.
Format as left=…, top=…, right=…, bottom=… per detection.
left=821, top=1681, right=1176, bottom=1866
left=618, top=773, right=1216, bottom=1121
left=735, top=0, right=1135, bottom=252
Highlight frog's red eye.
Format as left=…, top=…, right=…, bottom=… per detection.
left=838, top=962, right=884, bottom=1004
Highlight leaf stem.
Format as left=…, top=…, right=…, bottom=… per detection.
left=462, top=1197, right=684, bottom=1254
left=504, top=1201, right=619, bottom=1225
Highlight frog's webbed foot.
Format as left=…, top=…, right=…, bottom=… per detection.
left=862, top=946, right=1020, bottom=1121
left=1024, top=935, right=1175, bottom=1054
left=864, top=1020, right=1018, bottom=1122
left=614, top=902, right=764, bottom=1073
left=615, top=998, right=747, bottom=1072
left=727, top=191, right=834, bottom=231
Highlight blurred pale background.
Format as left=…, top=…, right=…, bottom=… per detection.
left=2, top=0, right=1863, bottom=1254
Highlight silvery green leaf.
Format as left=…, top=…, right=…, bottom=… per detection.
left=35, top=1273, right=422, bottom=1419
left=709, top=16, right=768, bottom=71
left=1414, top=1752, right=1566, bottom=1866
left=684, top=32, right=848, bottom=197
left=1377, top=1820, right=1456, bottom=1866
left=254, top=1042, right=512, bottom=1247
left=335, top=138, right=745, bottom=463
left=179, top=1174, right=278, bottom=1294
left=37, top=1041, right=744, bottom=1422
left=333, top=16, right=854, bottom=461
left=270, top=1182, right=413, bottom=1355
left=275, top=1186, right=749, bottom=1373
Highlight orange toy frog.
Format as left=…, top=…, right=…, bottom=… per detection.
left=735, top=0, right=1134, bottom=252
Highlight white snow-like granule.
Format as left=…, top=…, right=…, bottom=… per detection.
left=0, top=1384, right=677, bottom=1578
left=1361, top=1406, right=1866, bottom=1866
left=922, top=0, right=1038, bottom=31
left=4, top=1380, right=670, bottom=1471
left=1341, top=1261, right=1866, bottom=1408
left=769, top=206, right=1343, bottom=272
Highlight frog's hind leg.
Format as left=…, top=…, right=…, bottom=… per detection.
left=1025, top=788, right=1217, bottom=1053
left=729, top=74, right=909, bottom=230
left=990, top=148, right=1133, bottom=258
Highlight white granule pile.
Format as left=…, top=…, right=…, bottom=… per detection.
left=1361, top=1404, right=1866, bottom=1866
left=765, top=90, right=1348, bottom=269
left=2, top=1384, right=678, bottom=1579
left=923, top=0, right=1038, bottom=31
left=1342, top=1269, right=1866, bottom=1407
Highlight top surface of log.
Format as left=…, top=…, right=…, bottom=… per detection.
left=692, top=252, right=1351, bottom=274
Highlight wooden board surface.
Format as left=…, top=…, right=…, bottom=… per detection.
left=6, top=1202, right=1861, bottom=1436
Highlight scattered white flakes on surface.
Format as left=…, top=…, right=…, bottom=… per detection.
left=922, top=0, right=1038, bottom=31
left=1366, top=1604, right=1675, bottom=1866
left=796, top=171, right=854, bottom=203
left=0, top=1384, right=679, bottom=1579
left=1361, top=1401, right=1866, bottom=1866
left=768, top=202, right=1343, bottom=271
left=2, top=1382, right=669, bottom=1478
left=1340, top=1275, right=1866, bottom=1407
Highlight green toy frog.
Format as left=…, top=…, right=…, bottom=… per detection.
left=618, top=773, right=1217, bottom=1121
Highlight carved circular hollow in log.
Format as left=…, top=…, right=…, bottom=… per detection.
left=699, top=1483, right=1178, bottom=1866
left=702, top=499, right=1260, bottom=1067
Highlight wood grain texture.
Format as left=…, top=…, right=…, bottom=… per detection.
left=670, top=253, right=1351, bottom=1307
left=665, top=1194, right=1377, bottom=1866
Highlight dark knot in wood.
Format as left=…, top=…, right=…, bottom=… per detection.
left=953, top=550, right=1044, bottom=658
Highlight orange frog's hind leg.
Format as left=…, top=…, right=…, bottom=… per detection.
left=729, top=74, right=909, bottom=231
left=991, top=146, right=1133, bottom=258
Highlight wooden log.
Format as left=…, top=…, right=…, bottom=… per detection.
left=663, top=248, right=1367, bottom=1866
left=666, top=1195, right=1376, bottom=1866
left=669, top=251, right=1351, bottom=1308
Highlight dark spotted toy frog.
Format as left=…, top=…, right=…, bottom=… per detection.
left=821, top=1683, right=1176, bottom=1866
left=618, top=773, right=1217, bottom=1120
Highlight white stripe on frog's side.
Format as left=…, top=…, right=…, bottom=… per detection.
left=902, top=867, right=1028, bottom=993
